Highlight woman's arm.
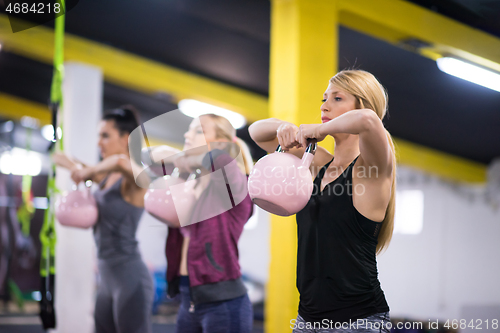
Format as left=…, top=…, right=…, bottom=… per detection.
left=142, top=145, right=182, bottom=165
left=71, top=154, right=145, bottom=187
left=173, top=147, right=250, bottom=217
left=52, top=152, right=84, bottom=171
left=248, top=118, right=285, bottom=150
left=53, top=152, right=103, bottom=183
left=249, top=118, right=303, bottom=153
left=296, top=109, right=393, bottom=176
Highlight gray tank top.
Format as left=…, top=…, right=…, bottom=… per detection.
left=93, top=175, right=144, bottom=263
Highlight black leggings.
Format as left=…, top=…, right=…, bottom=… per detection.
left=95, top=257, right=154, bottom=333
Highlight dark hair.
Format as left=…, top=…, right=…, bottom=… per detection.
left=102, top=105, right=140, bottom=136
left=102, top=105, right=142, bottom=164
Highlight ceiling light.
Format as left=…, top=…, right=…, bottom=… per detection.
left=178, top=99, right=247, bottom=129
left=41, top=124, right=62, bottom=142
left=0, top=148, right=42, bottom=176
left=437, top=57, right=500, bottom=93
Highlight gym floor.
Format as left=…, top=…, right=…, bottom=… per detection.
left=0, top=324, right=265, bottom=333
left=0, top=300, right=265, bottom=333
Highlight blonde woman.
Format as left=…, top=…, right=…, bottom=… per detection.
left=249, top=70, right=395, bottom=332
left=151, top=114, right=255, bottom=333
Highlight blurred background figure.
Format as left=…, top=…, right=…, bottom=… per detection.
left=53, top=106, right=154, bottom=333
left=145, top=114, right=255, bottom=333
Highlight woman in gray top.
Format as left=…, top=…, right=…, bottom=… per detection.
left=53, top=106, right=154, bottom=333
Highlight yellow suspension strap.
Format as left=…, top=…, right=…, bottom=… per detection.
left=39, top=0, right=65, bottom=329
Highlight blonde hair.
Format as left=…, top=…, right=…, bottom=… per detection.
left=200, top=114, right=253, bottom=175
left=330, top=70, right=396, bottom=255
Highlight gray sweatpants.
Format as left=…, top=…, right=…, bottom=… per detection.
left=95, top=257, right=154, bottom=333
left=292, top=312, right=391, bottom=333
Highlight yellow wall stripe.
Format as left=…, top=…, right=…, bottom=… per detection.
left=0, top=93, right=52, bottom=125
left=337, top=0, right=500, bottom=73
left=394, top=138, right=486, bottom=183
left=0, top=15, right=268, bottom=123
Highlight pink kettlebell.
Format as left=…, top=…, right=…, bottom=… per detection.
left=247, top=141, right=317, bottom=216
left=144, top=168, right=198, bottom=227
left=55, top=184, right=98, bottom=228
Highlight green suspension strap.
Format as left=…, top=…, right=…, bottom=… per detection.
left=17, top=127, right=35, bottom=236
left=39, top=0, right=65, bottom=329
left=41, top=0, right=65, bottom=277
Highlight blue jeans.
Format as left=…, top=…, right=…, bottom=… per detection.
left=175, top=276, right=253, bottom=333
left=292, top=312, right=391, bottom=333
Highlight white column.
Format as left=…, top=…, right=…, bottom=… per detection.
left=53, top=62, right=102, bottom=333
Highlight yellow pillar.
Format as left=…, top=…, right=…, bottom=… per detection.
left=266, top=0, right=337, bottom=332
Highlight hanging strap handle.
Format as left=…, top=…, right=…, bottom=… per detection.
left=40, top=0, right=66, bottom=278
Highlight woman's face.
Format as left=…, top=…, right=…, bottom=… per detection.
left=320, top=83, right=359, bottom=123
left=183, top=116, right=222, bottom=151
left=97, top=120, right=129, bottom=159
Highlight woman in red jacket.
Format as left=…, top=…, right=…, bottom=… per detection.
left=152, top=114, right=255, bottom=333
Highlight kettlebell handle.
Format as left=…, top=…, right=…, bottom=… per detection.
left=276, top=140, right=317, bottom=155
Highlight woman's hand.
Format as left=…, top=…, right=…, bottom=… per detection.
left=71, top=166, right=94, bottom=184
left=276, top=122, right=300, bottom=152
left=295, top=124, right=326, bottom=148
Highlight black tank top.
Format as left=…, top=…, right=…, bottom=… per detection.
left=296, top=156, right=389, bottom=323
